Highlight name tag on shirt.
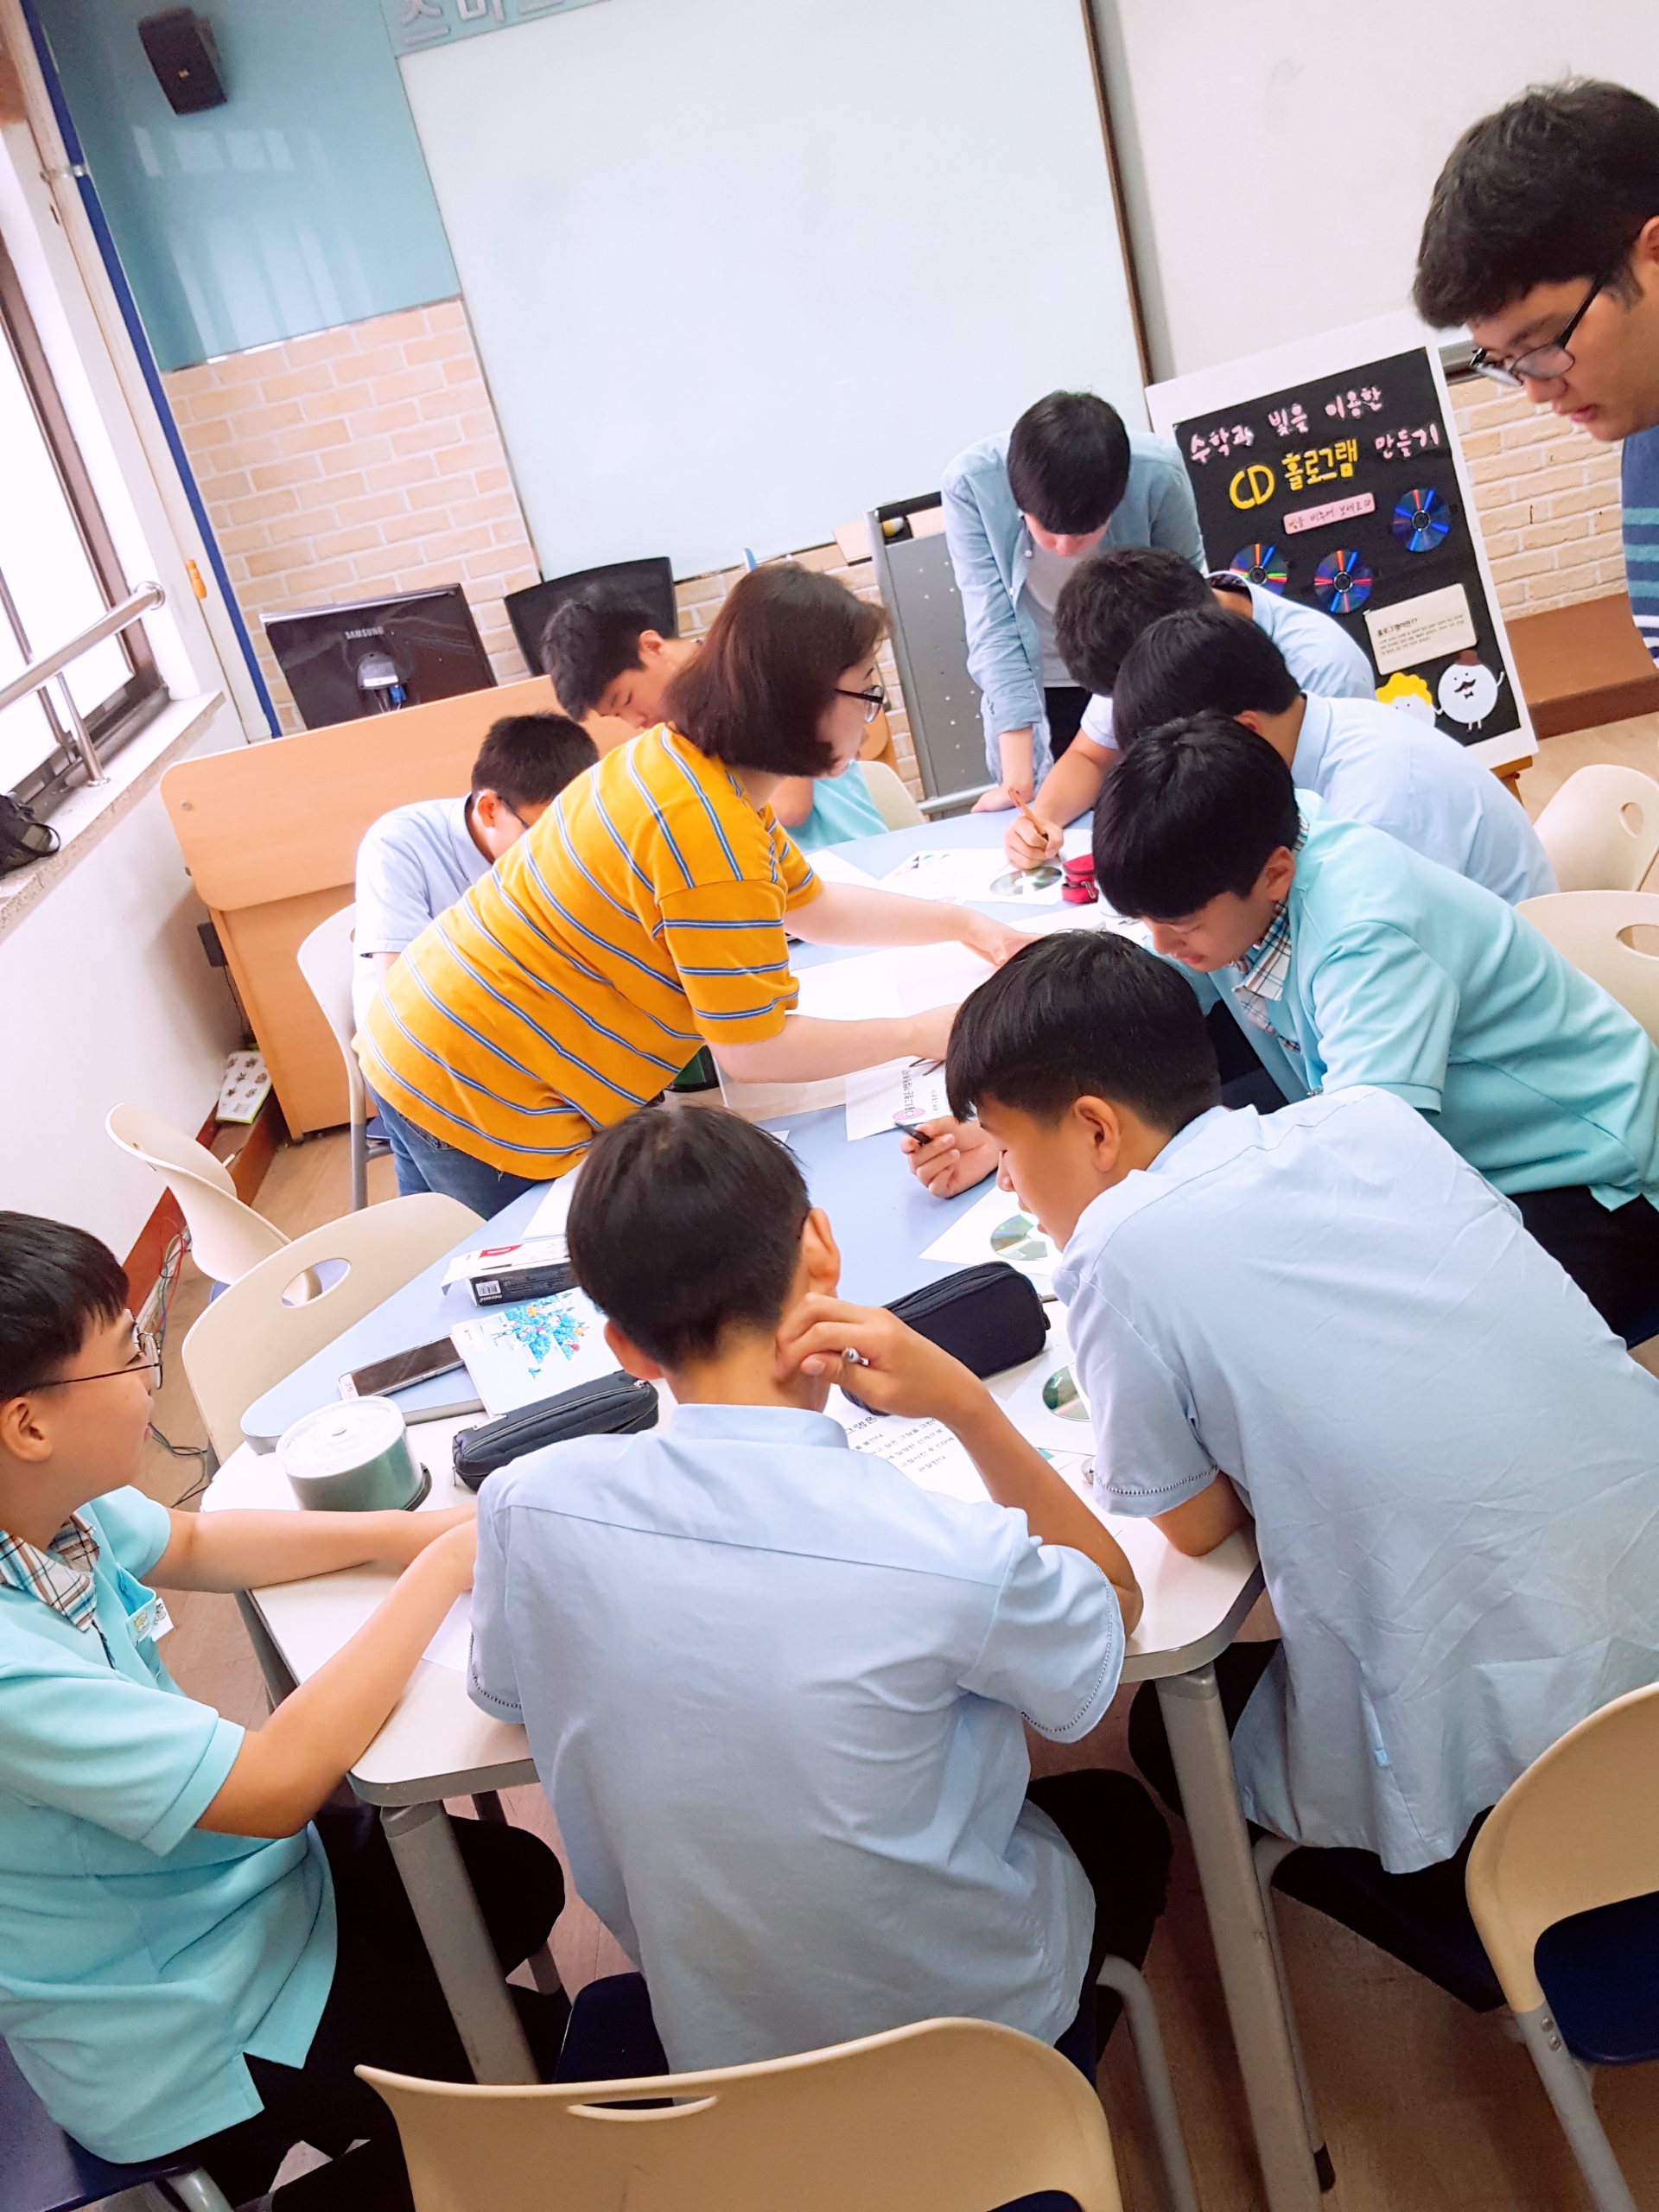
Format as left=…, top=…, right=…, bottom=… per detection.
left=126, top=1592, right=173, bottom=1644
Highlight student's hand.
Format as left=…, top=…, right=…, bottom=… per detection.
left=972, top=780, right=1033, bottom=814
left=958, top=910, right=1028, bottom=967
left=775, top=1294, right=983, bottom=1425
left=901, top=1117, right=1000, bottom=1198
left=382, top=1503, right=476, bottom=1572
left=1003, top=809, right=1064, bottom=870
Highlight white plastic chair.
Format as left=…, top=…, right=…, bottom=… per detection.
left=1533, top=764, right=1659, bottom=893
left=180, top=1191, right=481, bottom=1463
left=297, top=902, right=372, bottom=1211
left=860, top=760, right=925, bottom=832
left=105, top=1102, right=289, bottom=1287
left=1516, top=891, right=1659, bottom=1043
left=362, top=2015, right=1126, bottom=2212
left=1465, top=1681, right=1659, bottom=2212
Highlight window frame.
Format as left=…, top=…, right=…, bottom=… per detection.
left=0, top=230, right=167, bottom=811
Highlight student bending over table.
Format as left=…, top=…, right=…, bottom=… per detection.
left=0, top=1213, right=564, bottom=2212
left=940, top=931, right=1659, bottom=1976
left=359, top=565, right=1025, bottom=1214
left=542, top=583, right=890, bottom=850
left=913, top=715, right=1659, bottom=1342
left=1003, top=544, right=1373, bottom=870
left=468, top=1107, right=1171, bottom=2081
left=352, top=711, right=598, bottom=1030
left=1109, top=608, right=1554, bottom=904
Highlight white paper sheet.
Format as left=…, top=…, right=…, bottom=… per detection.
left=440, top=1236, right=567, bottom=1292
left=842, top=1058, right=953, bottom=1142
left=423, top=1592, right=473, bottom=1673
left=921, top=1184, right=1059, bottom=1285
left=880, top=847, right=1065, bottom=906
left=825, top=1387, right=1093, bottom=1503
left=450, top=1285, right=618, bottom=1415
left=804, top=849, right=880, bottom=890
left=795, top=940, right=998, bottom=1024
left=521, top=1167, right=582, bottom=1243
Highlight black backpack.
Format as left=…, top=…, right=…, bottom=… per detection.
left=0, top=795, right=60, bottom=875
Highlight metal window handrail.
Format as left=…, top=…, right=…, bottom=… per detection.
left=0, top=581, right=165, bottom=786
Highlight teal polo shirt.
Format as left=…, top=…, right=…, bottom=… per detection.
left=790, top=761, right=887, bottom=851
left=0, top=1488, right=334, bottom=2161
left=1210, top=797, right=1659, bottom=1208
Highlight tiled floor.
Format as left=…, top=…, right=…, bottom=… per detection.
left=142, top=715, right=1659, bottom=2211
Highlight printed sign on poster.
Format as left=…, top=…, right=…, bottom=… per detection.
left=1147, top=314, right=1531, bottom=766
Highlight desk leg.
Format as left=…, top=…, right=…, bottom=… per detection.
left=1156, top=1666, right=1321, bottom=2212
left=380, top=1802, right=538, bottom=2084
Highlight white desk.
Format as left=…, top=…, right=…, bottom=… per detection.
left=207, top=809, right=1322, bottom=2212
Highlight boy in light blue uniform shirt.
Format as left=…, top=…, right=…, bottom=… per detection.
left=940, top=932, right=1659, bottom=1943
left=1004, top=547, right=1374, bottom=870
left=1093, top=715, right=1659, bottom=1344
left=469, top=1107, right=1169, bottom=2079
left=943, top=392, right=1202, bottom=810
left=1111, top=607, right=1554, bottom=904
left=353, top=712, right=596, bottom=1027
left=0, top=1213, right=562, bottom=2209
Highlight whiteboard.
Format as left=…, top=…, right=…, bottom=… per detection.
left=401, top=0, right=1145, bottom=578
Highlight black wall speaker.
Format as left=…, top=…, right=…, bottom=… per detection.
left=137, top=10, right=227, bottom=115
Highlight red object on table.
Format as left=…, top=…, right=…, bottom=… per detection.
left=1061, top=854, right=1098, bottom=905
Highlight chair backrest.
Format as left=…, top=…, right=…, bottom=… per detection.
left=105, top=1103, right=290, bottom=1287
left=504, top=557, right=677, bottom=674
left=1533, top=763, right=1659, bottom=893
left=1466, top=1681, right=1659, bottom=2015
left=1515, top=890, right=1659, bottom=1043
left=296, top=903, right=365, bottom=1116
left=861, top=759, right=925, bottom=832
left=361, top=2016, right=1122, bottom=2212
left=181, top=1192, right=482, bottom=1458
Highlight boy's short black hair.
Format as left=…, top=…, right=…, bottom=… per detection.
left=1052, top=546, right=1212, bottom=694
left=1006, top=393, right=1131, bottom=537
left=566, top=1108, right=810, bottom=1368
left=1112, top=608, right=1300, bottom=749
left=539, top=593, right=659, bottom=720
left=664, top=563, right=886, bottom=778
left=946, top=932, right=1218, bottom=1134
left=1414, top=80, right=1659, bottom=327
left=1093, top=710, right=1301, bottom=920
left=0, top=1212, right=129, bottom=1402
left=471, top=714, right=598, bottom=812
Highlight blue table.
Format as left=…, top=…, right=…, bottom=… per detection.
left=226, top=808, right=1318, bottom=2212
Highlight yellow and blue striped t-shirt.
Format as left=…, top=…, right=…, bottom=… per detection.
left=358, top=727, right=821, bottom=1177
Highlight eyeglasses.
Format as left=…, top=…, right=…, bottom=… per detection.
left=834, top=683, right=888, bottom=724
left=27, top=1328, right=163, bottom=1395
left=1469, top=275, right=1607, bottom=391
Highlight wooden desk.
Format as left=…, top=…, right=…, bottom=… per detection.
left=162, top=679, right=630, bottom=1135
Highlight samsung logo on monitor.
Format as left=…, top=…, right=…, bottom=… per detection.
left=343, top=626, right=386, bottom=640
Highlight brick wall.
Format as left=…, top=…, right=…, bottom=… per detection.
left=162, top=300, right=540, bottom=733
left=1447, top=379, right=1626, bottom=621
left=673, top=543, right=923, bottom=798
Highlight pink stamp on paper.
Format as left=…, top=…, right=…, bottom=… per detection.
left=1283, top=492, right=1376, bottom=536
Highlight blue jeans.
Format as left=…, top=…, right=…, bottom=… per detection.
left=372, top=1093, right=542, bottom=1219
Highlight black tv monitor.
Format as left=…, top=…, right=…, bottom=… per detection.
left=264, top=584, right=497, bottom=730
left=504, top=556, right=677, bottom=676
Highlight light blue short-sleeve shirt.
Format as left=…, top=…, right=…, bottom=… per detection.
left=0, top=1489, right=334, bottom=2160
left=789, top=761, right=888, bottom=851
left=1290, top=693, right=1554, bottom=903
left=1206, top=796, right=1659, bottom=1209
left=1056, top=1091, right=1659, bottom=1871
left=353, top=794, right=491, bottom=1027
left=1079, top=581, right=1375, bottom=751
left=468, top=1404, right=1122, bottom=2070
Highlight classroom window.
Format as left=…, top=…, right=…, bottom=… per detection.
left=0, top=233, right=165, bottom=810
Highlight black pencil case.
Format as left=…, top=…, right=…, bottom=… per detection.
left=840, top=1261, right=1049, bottom=1414
left=453, top=1372, right=659, bottom=1490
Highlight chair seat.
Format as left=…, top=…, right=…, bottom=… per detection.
left=1536, top=1888, right=1659, bottom=2065
left=0, top=2038, right=187, bottom=2212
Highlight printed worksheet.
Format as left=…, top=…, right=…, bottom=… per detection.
left=921, top=1184, right=1059, bottom=1285
left=842, top=1057, right=952, bottom=1142
left=450, top=1284, right=617, bottom=1415
left=881, top=849, right=1065, bottom=906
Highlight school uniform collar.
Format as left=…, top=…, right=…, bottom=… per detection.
left=667, top=1403, right=850, bottom=1449
left=0, top=1512, right=101, bottom=1633
left=1287, top=694, right=1333, bottom=787
left=1232, top=818, right=1309, bottom=1008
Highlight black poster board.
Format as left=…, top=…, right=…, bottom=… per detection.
left=1171, top=346, right=1521, bottom=750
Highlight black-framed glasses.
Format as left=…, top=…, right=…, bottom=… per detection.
left=834, top=683, right=888, bottom=724
left=28, top=1327, right=162, bottom=1394
left=1469, top=275, right=1607, bottom=391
